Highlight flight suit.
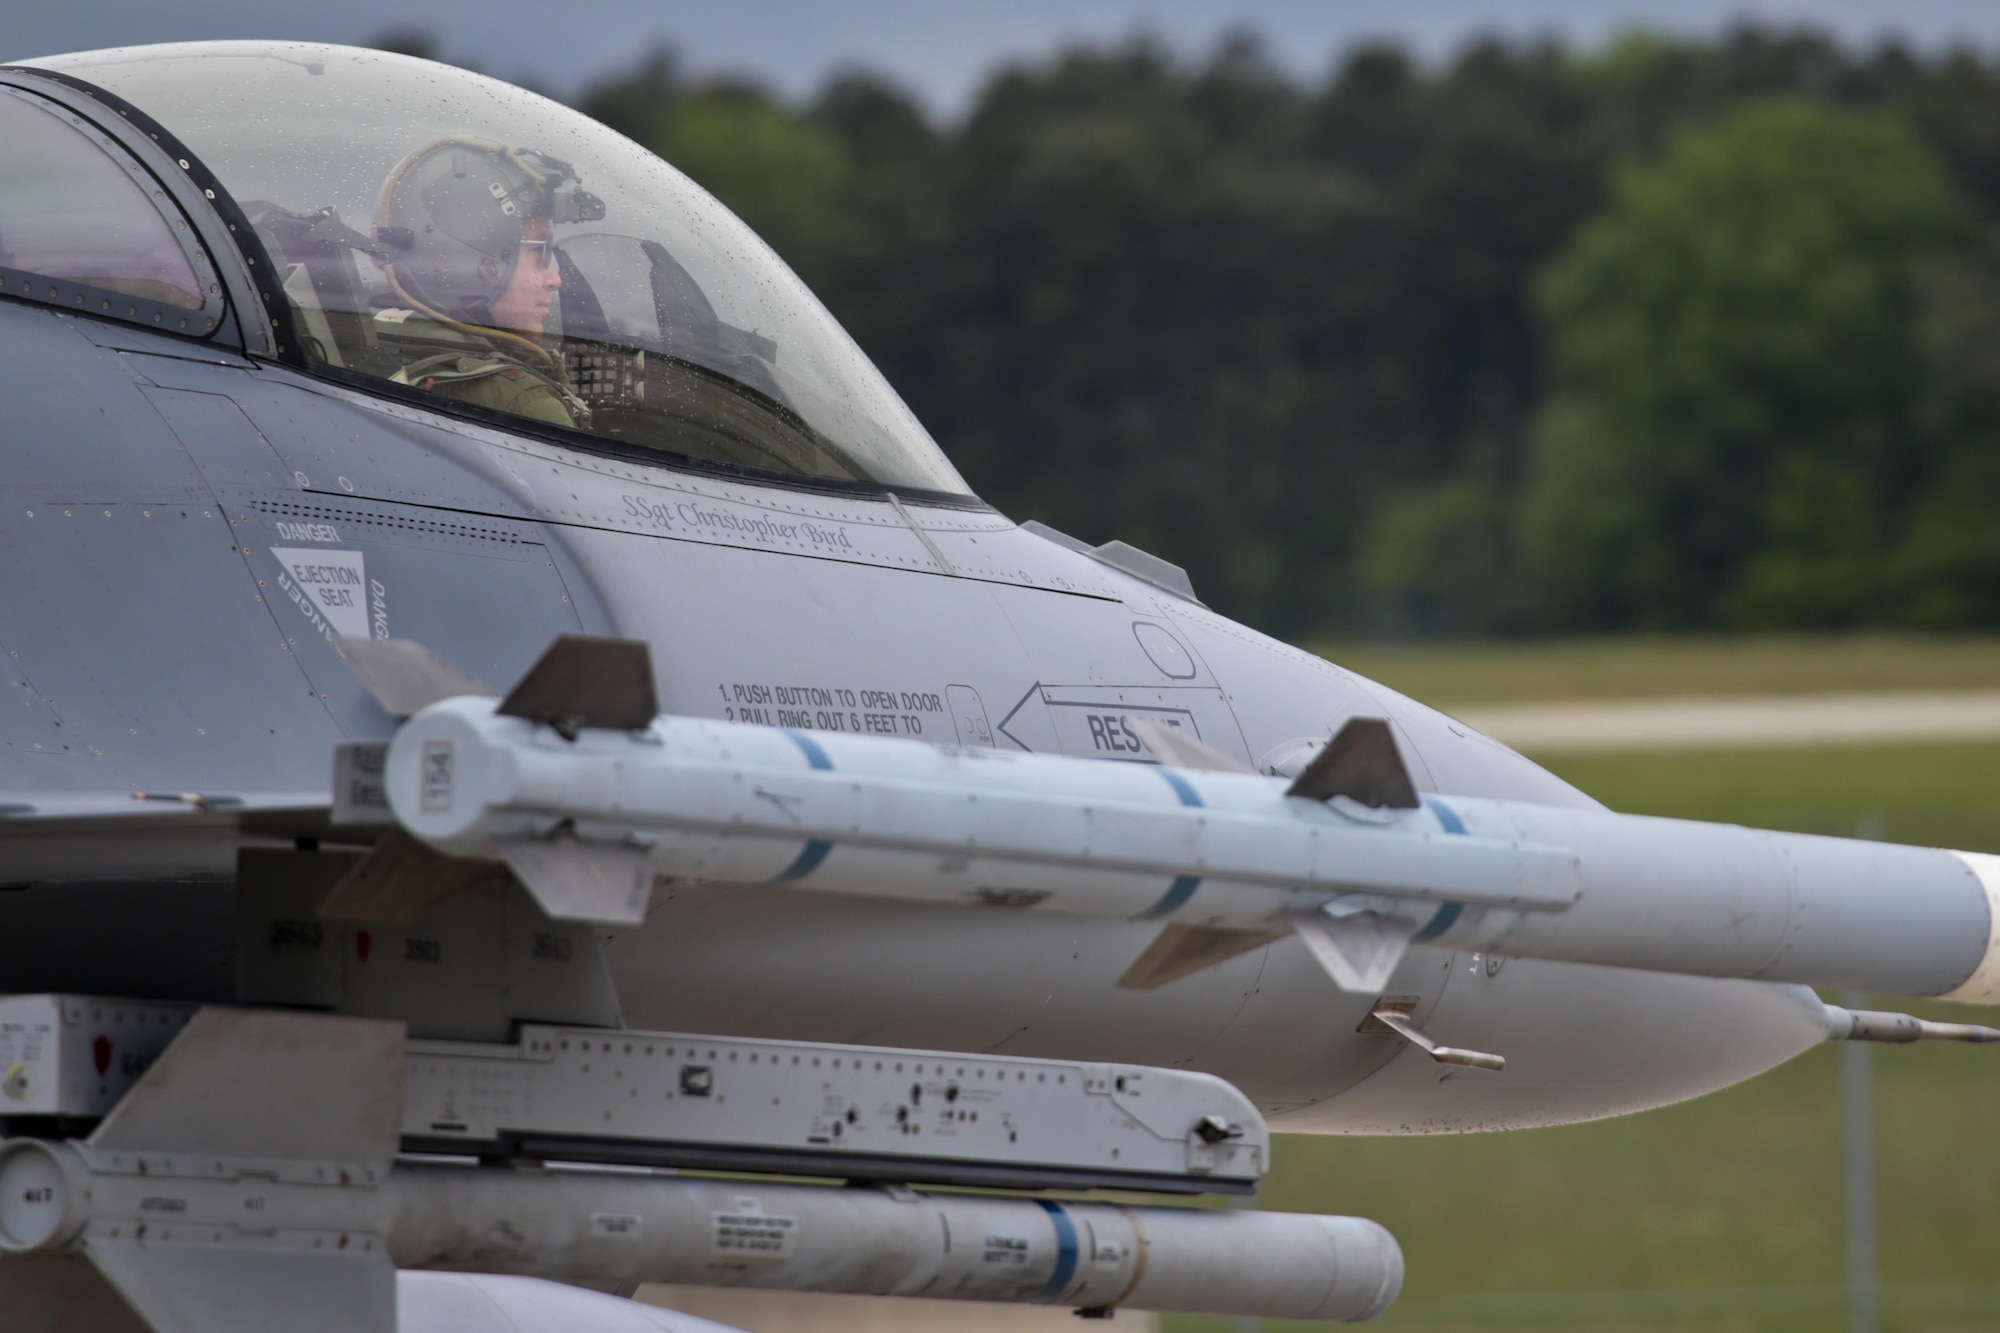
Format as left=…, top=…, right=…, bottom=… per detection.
left=391, top=348, right=584, bottom=428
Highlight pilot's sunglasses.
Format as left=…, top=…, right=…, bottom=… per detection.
left=518, top=238, right=558, bottom=271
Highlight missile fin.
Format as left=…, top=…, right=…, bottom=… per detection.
left=2, top=1254, right=154, bottom=1333
left=88, top=1007, right=405, bottom=1164
left=83, top=1239, right=396, bottom=1333
left=318, top=828, right=508, bottom=922
left=335, top=635, right=495, bottom=716
left=63, top=1011, right=402, bottom=1332
left=1130, top=718, right=1255, bottom=774
left=498, top=634, right=658, bottom=739
left=499, top=834, right=656, bottom=924
left=1286, top=718, right=1420, bottom=809
left=1288, top=905, right=1419, bottom=993
left=1117, top=923, right=1290, bottom=989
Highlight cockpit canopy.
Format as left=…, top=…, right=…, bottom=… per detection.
left=23, top=42, right=969, bottom=496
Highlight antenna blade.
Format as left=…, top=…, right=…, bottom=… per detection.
left=1286, top=718, right=1420, bottom=809
left=1363, top=1000, right=1506, bottom=1071
left=498, top=635, right=658, bottom=737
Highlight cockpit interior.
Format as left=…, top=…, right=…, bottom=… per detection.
left=4, top=41, right=971, bottom=499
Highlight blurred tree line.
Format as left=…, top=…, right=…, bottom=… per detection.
left=397, top=28, right=2000, bottom=637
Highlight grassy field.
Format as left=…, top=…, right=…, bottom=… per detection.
left=1162, top=639, right=2000, bottom=1333
left=1550, top=743, right=2000, bottom=852
left=1310, top=634, right=2000, bottom=707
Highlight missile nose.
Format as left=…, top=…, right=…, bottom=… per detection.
left=386, top=696, right=517, bottom=848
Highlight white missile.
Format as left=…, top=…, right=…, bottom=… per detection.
left=384, top=1163, right=1405, bottom=1322
left=371, top=689, right=2000, bottom=1006
left=0, top=1145, right=1405, bottom=1323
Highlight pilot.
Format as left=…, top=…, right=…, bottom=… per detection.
left=374, top=138, right=602, bottom=427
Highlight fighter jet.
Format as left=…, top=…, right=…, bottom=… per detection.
left=0, top=40, right=1995, bottom=1333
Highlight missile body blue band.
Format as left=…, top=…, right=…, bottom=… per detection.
left=1156, top=766, right=1203, bottom=809
left=772, top=839, right=833, bottom=883
left=1137, top=875, right=1203, bottom=919
left=1415, top=797, right=1468, bottom=940
left=783, top=729, right=834, bottom=770
left=770, top=731, right=836, bottom=879
left=1135, top=767, right=1206, bottom=918
left=1422, top=795, right=1466, bottom=835
left=1035, top=1200, right=1080, bottom=1302
left=1414, top=900, right=1463, bottom=942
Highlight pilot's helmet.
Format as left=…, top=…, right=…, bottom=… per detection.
left=377, top=137, right=605, bottom=326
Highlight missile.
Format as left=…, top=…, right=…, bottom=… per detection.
left=0, top=1143, right=1404, bottom=1323
left=368, top=687, right=2000, bottom=1007
left=0, top=1004, right=1398, bottom=1327
left=384, top=1162, right=1404, bottom=1321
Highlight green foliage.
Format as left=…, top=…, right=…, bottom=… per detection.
left=1522, top=99, right=1973, bottom=629
left=1359, top=477, right=1521, bottom=632
left=557, top=30, right=2000, bottom=637
left=660, top=91, right=847, bottom=273
left=579, top=52, right=848, bottom=281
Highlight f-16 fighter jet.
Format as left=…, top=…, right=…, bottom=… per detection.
left=0, top=41, right=1993, bottom=1333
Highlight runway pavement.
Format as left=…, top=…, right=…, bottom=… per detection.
left=1455, top=690, right=2000, bottom=753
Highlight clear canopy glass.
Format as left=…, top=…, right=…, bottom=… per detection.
left=0, top=88, right=203, bottom=309
left=26, top=41, right=970, bottom=495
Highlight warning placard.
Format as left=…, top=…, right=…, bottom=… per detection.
left=711, top=1211, right=797, bottom=1261
left=270, top=547, right=369, bottom=639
